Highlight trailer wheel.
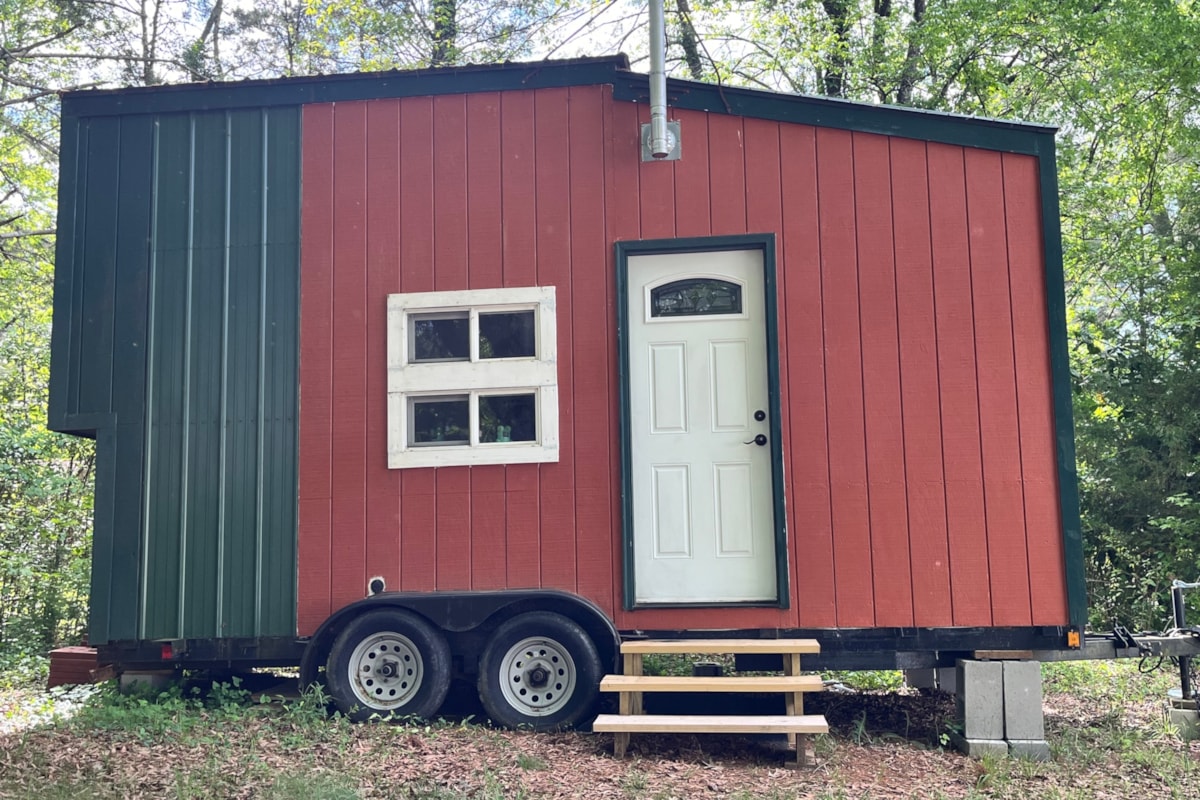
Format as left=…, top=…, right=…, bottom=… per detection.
left=477, top=611, right=602, bottom=731
left=326, top=609, right=451, bottom=722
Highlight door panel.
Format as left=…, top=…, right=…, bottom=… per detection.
left=628, top=248, right=778, bottom=604
left=652, top=465, right=692, bottom=557
left=649, top=344, right=688, bottom=433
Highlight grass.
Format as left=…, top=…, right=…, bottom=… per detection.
left=0, top=659, right=1196, bottom=798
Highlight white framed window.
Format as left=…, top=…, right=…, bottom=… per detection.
left=386, top=286, right=558, bottom=468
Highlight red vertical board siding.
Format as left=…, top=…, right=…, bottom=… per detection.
left=466, top=92, right=508, bottom=590
left=780, top=124, right=837, bottom=628
left=433, top=95, right=469, bottom=293
left=499, top=90, right=541, bottom=587
left=297, top=104, right=335, bottom=634
left=615, top=605, right=794, bottom=631
left=466, top=94, right=503, bottom=290
left=435, top=468, right=471, bottom=590
left=965, top=149, right=1031, bottom=626
left=534, top=88, right=577, bottom=593
left=927, top=143, right=991, bottom=626
left=708, top=114, right=748, bottom=236
left=672, top=109, right=710, bottom=238
left=890, top=138, right=953, bottom=627
left=329, top=102, right=369, bottom=612
left=854, top=133, right=914, bottom=627
left=471, top=468, right=508, bottom=589
left=607, top=99, right=642, bottom=240
left=398, top=96, right=437, bottom=591
left=1004, top=153, right=1068, bottom=624
left=816, top=128, right=874, bottom=627
left=570, top=86, right=614, bottom=612
left=606, top=98, right=641, bottom=609
left=637, top=104, right=676, bottom=240
left=364, top=100, right=402, bottom=591
left=743, top=118, right=798, bottom=628
left=294, top=86, right=1065, bottom=634
left=743, top=119, right=782, bottom=235
left=505, top=468, right=541, bottom=587
left=431, top=95, right=472, bottom=590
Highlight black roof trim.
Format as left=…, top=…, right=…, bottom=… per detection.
left=61, top=53, right=1056, bottom=154
left=617, top=74, right=1055, bottom=155
left=60, top=55, right=631, bottom=118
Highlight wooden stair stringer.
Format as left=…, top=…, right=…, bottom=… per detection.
left=598, top=638, right=828, bottom=766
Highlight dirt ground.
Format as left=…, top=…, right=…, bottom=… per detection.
left=1, top=669, right=1198, bottom=799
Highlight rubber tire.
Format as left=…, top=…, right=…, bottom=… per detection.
left=477, top=611, right=602, bottom=731
left=326, top=609, right=452, bottom=722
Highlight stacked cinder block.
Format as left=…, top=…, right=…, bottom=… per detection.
left=953, top=660, right=1050, bottom=759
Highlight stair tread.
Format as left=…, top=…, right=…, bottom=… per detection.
left=593, top=713, right=829, bottom=734
left=621, top=639, right=819, bottom=655
left=600, top=674, right=824, bottom=692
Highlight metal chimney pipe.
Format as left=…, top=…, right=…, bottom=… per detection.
left=648, top=0, right=670, bottom=158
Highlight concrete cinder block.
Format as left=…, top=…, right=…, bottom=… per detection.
left=950, top=733, right=1009, bottom=758
left=1168, top=706, right=1200, bottom=741
left=1002, top=660, right=1045, bottom=741
left=1007, top=739, right=1051, bottom=760
left=957, top=660, right=1004, bottom=740
left=119, top=670, right=176, bottom=693
left=936, top=666, right=958, bottom=694
left=904, top=669, right=937, bottom=690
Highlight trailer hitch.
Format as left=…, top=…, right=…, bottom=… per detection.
left=1112, top=625, right=1152, bottom=657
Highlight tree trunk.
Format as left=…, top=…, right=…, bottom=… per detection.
left=431, top=0, right=457, bottom=67
left=820, top=0, right=851, bottom=97
left=675, top=0, right=704, bottom=80
left=896, top=0, right=927, bottom=105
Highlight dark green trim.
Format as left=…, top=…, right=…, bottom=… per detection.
left=615, top=234, right=789, bottom=611
left=63, top=56, right=1053, bottom=158
left=615, top=246, right=635, bottom=609
left=47, top=117, right=80, bottom=431
left=62, top=56, right=631, bottom=119
left=1036, top=137, right=1088, bottom=632
left=610, top=75, right=1053, bottom=157
left=761, top=236, right=789, bottom=609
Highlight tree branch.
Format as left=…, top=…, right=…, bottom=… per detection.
left=0, top=229, right=56, bottom=240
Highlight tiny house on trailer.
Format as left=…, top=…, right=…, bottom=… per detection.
left=49, top=55, right=1086, bottom=729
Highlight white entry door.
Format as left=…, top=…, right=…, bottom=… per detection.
left=627, top=248, right=778, bottom=603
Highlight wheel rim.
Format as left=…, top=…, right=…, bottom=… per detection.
left=346, top=631, right=424, bottom=713
left=497, top=635, right=577, bottom=717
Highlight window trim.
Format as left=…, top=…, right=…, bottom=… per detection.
left=386, top=286, right=558, bottom=469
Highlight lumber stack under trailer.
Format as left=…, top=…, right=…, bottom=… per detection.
left=47, top=646, right=106, bottom=688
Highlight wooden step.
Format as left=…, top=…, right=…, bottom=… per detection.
left=600, top=674, right=824, bottom=693
left=620, top=638, right=820, bottom=655
left=594, top=713, right=829, bottom=735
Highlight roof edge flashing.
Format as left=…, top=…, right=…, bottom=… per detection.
left=60, top=55, right=633, bottom=117
left=61, top=52, right=1058, bottom=153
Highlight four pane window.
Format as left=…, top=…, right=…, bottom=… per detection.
left=387, top=287, right=558, bottom=468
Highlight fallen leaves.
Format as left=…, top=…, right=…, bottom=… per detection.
left=0, top=679, right=1197, bottom=798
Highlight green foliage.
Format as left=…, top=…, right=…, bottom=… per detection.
left=262, top=773, right=362, bottom=800
left=1043, top=658, right=1176, bottom=705
left=824, top=670, right=905, bottom=692
left=0, top=653, right=49, bottom=690
left=0, top=0, right=95, bottom=662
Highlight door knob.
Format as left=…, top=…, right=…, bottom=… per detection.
left=743, top=434, right=768, bottom=446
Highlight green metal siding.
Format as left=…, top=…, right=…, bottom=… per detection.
left=50, top=107, right=300, bottom=644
